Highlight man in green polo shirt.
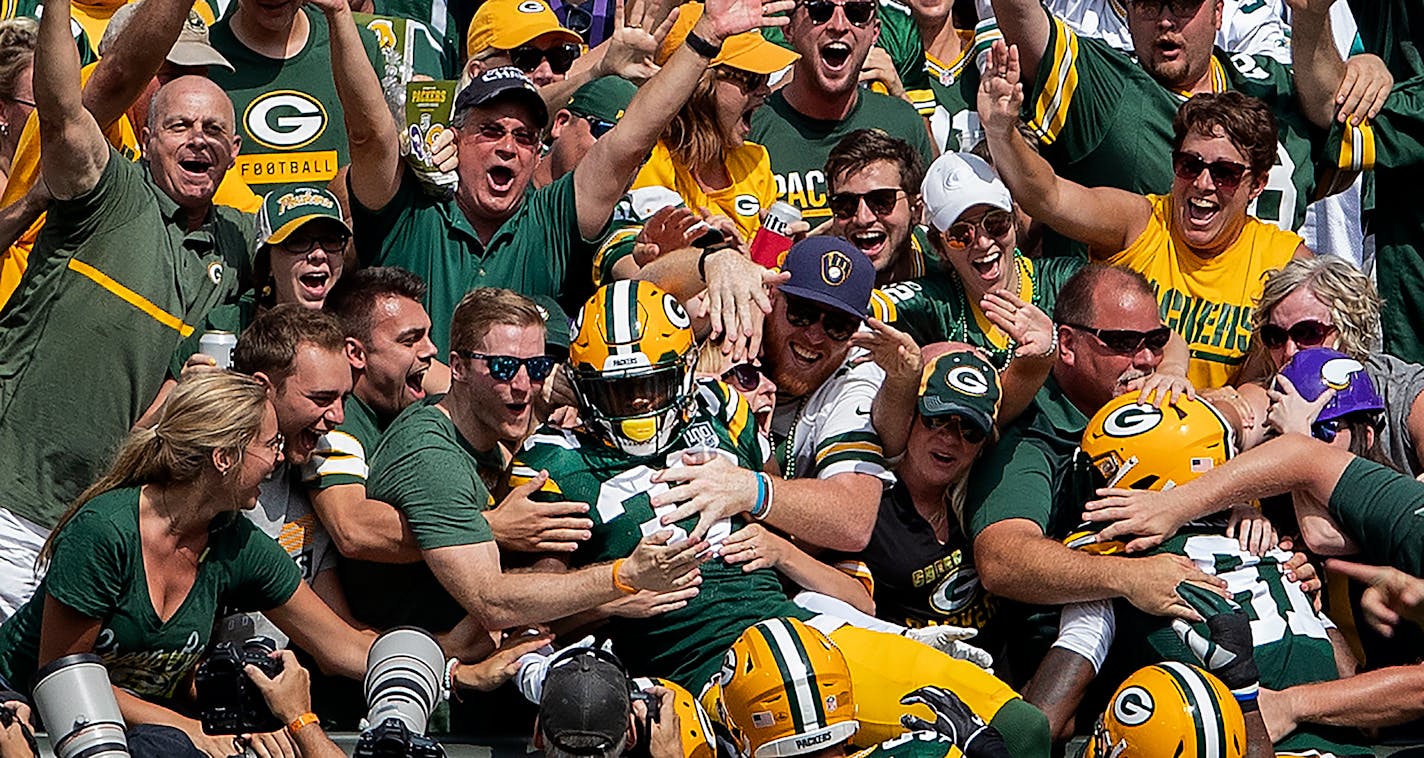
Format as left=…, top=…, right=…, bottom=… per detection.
left=344, top=0, right=798, bottom=353
left=962, top=264, right=1224, bottom=676
left=0, top=0, right=250, bottom=619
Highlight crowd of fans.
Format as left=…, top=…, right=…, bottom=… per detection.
left=0, top=0, right=1420, bottom=754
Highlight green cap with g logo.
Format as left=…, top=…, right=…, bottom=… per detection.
left=917, top=350, right=1002, bottom=436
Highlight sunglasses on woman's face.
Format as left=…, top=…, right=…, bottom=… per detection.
left=1260, top=320, right=1335, bottom=349
left=1172, top=150, right=1249, bottom=193
left=943, top=209, right=1014, bottom=250
left=720, top=363, right=764, bottom=392
left=919, top=414, right=987, bottom=444
left=508, top=42, right=582, bottom=75
left=719, top=67, right=770, bottom=95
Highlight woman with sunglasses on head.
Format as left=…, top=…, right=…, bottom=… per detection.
left=979, top=40, right=1309, bottom=392
left=630, top=3, right=800, bottom=243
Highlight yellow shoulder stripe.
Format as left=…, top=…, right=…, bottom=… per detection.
left=67, top=258, right=196, bottom=337
left=1029, top=16, right=1079, bottom=146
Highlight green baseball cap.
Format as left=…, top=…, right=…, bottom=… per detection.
left=917, top=349, right=1002, bottom=437
left=255, top=186, right=351, bottom=250
left=564, top=76, right=637, bottom=127
left=530, top=294, right=572, bottom=354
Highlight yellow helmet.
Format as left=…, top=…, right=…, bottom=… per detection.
left=631, top=677, right=716, bottom=758
left=569, top=280, right=698, bottom=457
left=715, top=618, right=858, bottom=758
left=1086, top=663, right=1247, bottom=758
left=1066, top=395, right=1236, bottom=554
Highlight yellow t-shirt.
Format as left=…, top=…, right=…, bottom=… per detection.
left=0, top=62, right=260, bottom=309
left=1107, top=194, right=1301, bottom=389
left=631, top=140, right=777, bottom=242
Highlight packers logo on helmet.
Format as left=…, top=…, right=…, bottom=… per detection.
left=569, top=281, right=698, bottom=457
left=1086, top=663, right=1246, bottom=758
left=714, top=618, right=857, bottom=758
left=1067, top=395, right=1235, bottom=554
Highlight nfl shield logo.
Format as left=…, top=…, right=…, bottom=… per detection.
left=685, top=422, right=718, bottom=451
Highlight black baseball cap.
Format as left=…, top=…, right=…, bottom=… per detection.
left=455, top=66, right=550, bottom=128
left=538, top=648, right=631, bottom=755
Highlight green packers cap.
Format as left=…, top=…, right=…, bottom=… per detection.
left=917, top=348, right=1002, bottom=436
left=255, top=186, right=351, bottom=250
left=564, top=76, right=637, bottom=126
left=530, top=294, right=572, bottom=353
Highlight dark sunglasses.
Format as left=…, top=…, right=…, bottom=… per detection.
left=574, top=112, right=616, bottom=138
left=719, top=67, right=770, bottom=95
left=1130, top=0, right=1206, bottom=16
left=943, top=208, right=1015, bottom=250
left=278, top=232, right=349, bottom=255
left=1260, top=319, right=1335, bottom=350
left=798, top=0, right=876, bottom=27
left=1172, top=150, right=1249, bottom=193
left=784, top=295, right=861, bottom=342
left=721, top=363, right=764, bottom=392
left=456, top=351, right=557, bottom=381
left=828, top=188, right=903, bottom=219
left=509, top=42, right=582, bottom=75
left=475, top=122, right=541, bottom=149
left=920, top=414, right=987, bottom=444
left=1066, top=323, right=1173, bottom=354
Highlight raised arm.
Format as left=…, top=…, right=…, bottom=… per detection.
left=572, top=0, right=793, bottom=239
left=987, top=0, right=1048, bottom=85
left=34, top=0, right=108, bottom=199
left=979, top=41, right=1148, bottom=258
left=314, top=0, right=403, bottom=212
left=1287, top=0, right=1350, bottom=129
left=82, top=0, right=190, bottom=129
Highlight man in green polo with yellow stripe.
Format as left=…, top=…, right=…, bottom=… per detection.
left=0, top=0, right=251, bottom=619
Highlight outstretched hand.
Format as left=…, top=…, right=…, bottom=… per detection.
left=978, top=40, right=1023, bottom=139
left=697, top=0, right=795, bottom=43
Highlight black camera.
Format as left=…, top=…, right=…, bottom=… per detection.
left=194, top=637, right=284, bottom=735
left=353, top=717, right=445, bottom=758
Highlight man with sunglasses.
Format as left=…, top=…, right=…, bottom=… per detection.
left=824, top=129, right=938, bottom=287
left=465, top=0, right=585, bottom=88
left=980, top=42, right=1307, bottom=390
left=345, top=0, right=795, bottom=354
left=961, top=265, right=1230, bottom=679
left=750, top=0, right=933, bottom=224
left=534, top=76, right=637, bottom=188
left=988, top=0, right=1376, bottom=238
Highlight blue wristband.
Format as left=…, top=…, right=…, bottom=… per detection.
left=751, top=472, right=768, bottom=518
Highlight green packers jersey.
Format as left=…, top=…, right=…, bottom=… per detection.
left=510, top=380, right=812, bottom=688
left=0, top=0, right=97, bottom=64
left=1346, top=0, right=1424, bottom=80
left=869, top=252, right=1084, bottom=368
left=924, top=21, right=998, bottom=152
left=1024, top=10, right=1324, bottom=231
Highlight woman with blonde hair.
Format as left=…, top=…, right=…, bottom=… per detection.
left=632, top=2, right=799, bottom=242
left=1248, top=256, right=1424, bottom=476
left=0, top=372, right=374, bottom=757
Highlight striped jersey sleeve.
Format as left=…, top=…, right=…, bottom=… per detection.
left=796, top=356, right=894, bottom=483
left=301, top=429, right=369, bottom=490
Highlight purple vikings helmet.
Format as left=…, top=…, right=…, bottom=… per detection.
left=1277, top=348, right=1385, bottom=441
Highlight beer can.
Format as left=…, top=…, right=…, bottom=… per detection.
left=199, top=331, right=237, bottom=369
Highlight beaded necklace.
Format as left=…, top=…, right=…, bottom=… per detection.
left=953, top=252, right=1032, bottom=368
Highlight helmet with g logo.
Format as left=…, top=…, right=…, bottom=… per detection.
left=1086, top=663, right=1246, bottom=758
left=569, top=280, right=697, bottom=457
left=714, top=618, right=857, bottom=758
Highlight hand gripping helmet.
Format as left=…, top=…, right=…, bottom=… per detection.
left=1066, top=395, right=1235, bottom=554
left=1277, top=347, right=1385, bottom=438
left=569, top=280, right=698, bottom=457
left=714, top=618, right=858, bottom=758
left=1086, top=663, right=1247, bottom=758
left=630, top=677, right=716, bottom=758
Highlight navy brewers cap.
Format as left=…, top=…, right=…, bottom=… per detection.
left=777, top=236, right=875, bottom=320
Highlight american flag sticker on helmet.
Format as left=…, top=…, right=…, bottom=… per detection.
left=1190, top=457, right=1214, bottom=473
left=752, top=711, right=775, bottom=728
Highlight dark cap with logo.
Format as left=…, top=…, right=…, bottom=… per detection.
left=917, top=348, right=1001, bottom=436
left=777, top=237, right=875, bottom=320
left=455, top=66, right=550, bottom=128
left=565, top=76, right=637, bottom=126
left=539, top=648, right=631, bottom=755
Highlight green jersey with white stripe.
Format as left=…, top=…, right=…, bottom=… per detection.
left=511, top=380, right=812, bottom=688
left=1024, top=9, right=1324, bottom=231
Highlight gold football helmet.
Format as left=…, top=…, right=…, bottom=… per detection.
left=1086, top=663, right=1247, bottom=758
left=631, top=677, right=716, bottom=758
left=569, top=280, right=698, bottom=457
left=714, top=618, right=858, bottom=758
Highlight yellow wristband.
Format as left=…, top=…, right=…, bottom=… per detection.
left=287, top=712, right=319, bottom=733
left=611, top=558, right=638, bottom=595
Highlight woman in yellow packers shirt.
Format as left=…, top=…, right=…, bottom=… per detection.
left=633, top=2, right=797, bottom=242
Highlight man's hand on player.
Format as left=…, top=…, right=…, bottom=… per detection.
left=649, top=453, right=759, bottom=541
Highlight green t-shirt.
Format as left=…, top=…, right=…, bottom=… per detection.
left=511, top=380, right=811, bottom=690
left=343, top=396, right=499, bottom=632
left=1023, top=9, right=1323, bottom=232
left=870, top=253, right=1084, bottom=368
left=1328, top=457, right=1424, bottom=578
left=373, top=0, right=460, bottom=68
left=0, top=488, right=300, bottom=697
left=750, top=90, right=935, bottom=223
left=352, top=170, right=602, bottom=353
left=0, top=152, right=252, bottom=528
left=962, top=377, right=1091, bottom=540
left=302, top=393, right=387, bottom=491
left=208, top=7, right=383, bottom=193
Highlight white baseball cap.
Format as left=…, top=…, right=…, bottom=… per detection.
left=921, top=152, right=1013, bottom=232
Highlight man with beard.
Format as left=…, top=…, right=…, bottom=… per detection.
left=226, top=304, right=353, bottom=644
left=749, top=0, right=933, bottom=224
left=0, top=0, right=250, bottom=620
left=961, top=264, right=1228, bottom=680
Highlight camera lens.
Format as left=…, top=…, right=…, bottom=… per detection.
left=363, top=627, right=446, bottom=735
left=33, top=654, right=129, bottom=758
